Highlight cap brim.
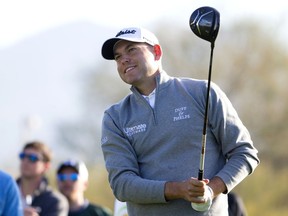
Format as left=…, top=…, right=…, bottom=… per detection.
left=101, top=38, right=121, bottom=60
left=57, top=164, right=78, bottom=174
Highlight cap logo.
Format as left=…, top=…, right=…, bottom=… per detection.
left=115, top=29, right=137, bottom=37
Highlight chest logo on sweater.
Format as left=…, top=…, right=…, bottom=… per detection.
left=173, top=106, right=190, bottom=121
left=124, top=124, right=147, bottom=137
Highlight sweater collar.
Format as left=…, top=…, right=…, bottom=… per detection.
left=130, top=70, right=171, bottom=94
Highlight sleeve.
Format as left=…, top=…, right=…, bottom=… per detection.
left=101, top=111, right=167, bottom=204
left=4, top=174, right=23, bottom=216
left=209, top=83, right=260, bottom=192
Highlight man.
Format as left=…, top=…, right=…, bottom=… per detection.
left=0, top=170, right=23, bottom=216
left=17, top=141, right=68, bottom=216
left=100, top=27, right=260, bottom=215
left=56, top=160, right=112, bottom=216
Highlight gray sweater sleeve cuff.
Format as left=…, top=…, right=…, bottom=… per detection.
left=117, top=179, right=167, bottom=204
left=216, top=155, right=259, bottom=193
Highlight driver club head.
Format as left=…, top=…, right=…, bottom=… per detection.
left=189, top=6, right=220, bottom=43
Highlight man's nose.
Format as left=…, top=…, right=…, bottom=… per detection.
left=120, top=54, right=130, bottom=64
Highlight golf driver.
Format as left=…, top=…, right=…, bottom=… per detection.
left=189, top=6, right=220, bottom=211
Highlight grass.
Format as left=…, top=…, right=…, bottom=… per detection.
left=233, top=160, right=288, bottom=216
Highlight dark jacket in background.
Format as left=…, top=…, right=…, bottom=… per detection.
left=17, top=177, right=68, bottom=216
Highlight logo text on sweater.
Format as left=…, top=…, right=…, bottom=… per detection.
left=124, top=124, right=147, bottom=136
left=173, top=106, right=190, bottom=121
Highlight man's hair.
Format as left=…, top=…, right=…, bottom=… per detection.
left=22, top=141, right=52, bottom=162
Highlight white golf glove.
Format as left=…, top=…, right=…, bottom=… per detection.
left=191, top=185, right=213, bottom=211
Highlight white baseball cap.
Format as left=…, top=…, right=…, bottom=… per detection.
left=101, top=27, right=159, bottom=60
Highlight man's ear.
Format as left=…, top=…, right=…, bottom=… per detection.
left=44, top=161, right=51, bottom=170
left=153, top=44, right=162, bottom=60
left=40, top=161, right=51, bottom=175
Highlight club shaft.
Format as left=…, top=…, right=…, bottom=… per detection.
left=198, top=42, right=215, bottom=181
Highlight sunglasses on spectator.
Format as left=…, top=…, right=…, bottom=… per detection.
left=19, top=152, right=42, bottom=163
left=57, top=173, right=79, bottom=182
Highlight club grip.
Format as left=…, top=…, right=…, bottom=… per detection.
left=198, top=169, right=204, bottom=180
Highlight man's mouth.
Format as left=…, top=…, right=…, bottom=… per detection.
left=125, top=66, right=136, bottom=73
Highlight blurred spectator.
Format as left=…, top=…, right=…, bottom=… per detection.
left=16, top=141, right=68, bottom=216
left=113, top=199, right=128, bottom=216
left=56, top=160, right=112, bottom=216
left=228, top=192, right=247, bottom=216
left=0, top=170, right=23, bottom=216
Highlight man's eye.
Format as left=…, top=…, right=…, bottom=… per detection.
left=114, top=55, right=120, bottom=60
left=128, top=47, right=136, bottom=52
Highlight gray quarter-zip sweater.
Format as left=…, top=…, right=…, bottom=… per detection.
left=101, top=71, right=259, bottom=216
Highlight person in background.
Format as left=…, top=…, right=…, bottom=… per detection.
left=228, top=192, right=247, bottom=216
left=17, top=141, right=68, bottom=216
left=100, top=26, right=260, bottom=215
left=56, top=160, right=112, bottom=216
left=113, top=199, right=128, bottom=216
left=0, top=170, right=23, bottom=216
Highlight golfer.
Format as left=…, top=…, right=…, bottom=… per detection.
left=100, top=27, right=259, bottom=216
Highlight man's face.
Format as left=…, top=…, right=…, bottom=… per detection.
left=113, top=41, right=159, bottom=90
left=19, top=148, right=48, bottom=178
left=57, top=167, right=87, bottom=200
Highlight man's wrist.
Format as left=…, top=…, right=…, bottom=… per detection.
left=164, top=181, right=176, bottom=201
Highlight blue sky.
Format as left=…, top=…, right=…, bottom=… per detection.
left=0, top=0, right=287, bottom=48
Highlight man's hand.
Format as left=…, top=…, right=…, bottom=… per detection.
left=191, top=184, right=214, bottom=211
left=164, top=177, right=210, bottom=202
left=164, top=177, right=215, bottom=211
left=24, top=206, right=40, bottom=216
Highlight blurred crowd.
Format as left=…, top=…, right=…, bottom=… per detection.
left=1, top=140, right=248, bottom=216
left=1, top=140, right=112, bottom=216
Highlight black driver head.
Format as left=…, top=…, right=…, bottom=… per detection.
left=189, top=6, right=220, bottom=43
